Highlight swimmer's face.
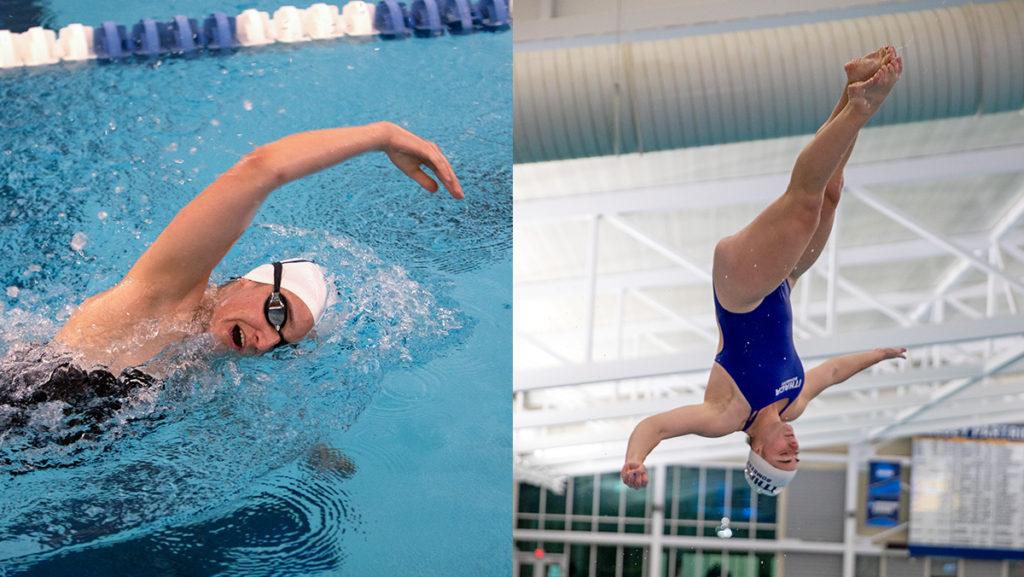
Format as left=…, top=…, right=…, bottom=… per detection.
left=209, top=279, right=315, bottom=354
left=759, top=421, right=800, bottom=472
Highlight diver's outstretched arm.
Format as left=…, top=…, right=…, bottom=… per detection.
left=125, top=122, right=463, bottom=304
left=784, top=347, right=907, bottom=419
left=621, top=403, right=734, bottom=488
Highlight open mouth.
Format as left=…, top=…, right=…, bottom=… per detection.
left=231, top=324, right=245, bottom=349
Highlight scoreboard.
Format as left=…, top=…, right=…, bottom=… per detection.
left=909, top=428, right=1024, bottom=559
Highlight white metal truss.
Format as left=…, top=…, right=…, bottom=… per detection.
left=514, top=121, right=1024, bottom=483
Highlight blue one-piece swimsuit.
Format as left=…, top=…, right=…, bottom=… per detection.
left=713, top=280, right=805, bottom=431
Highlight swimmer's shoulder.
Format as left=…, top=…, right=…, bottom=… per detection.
left=56, top=273, right=202, bottom=339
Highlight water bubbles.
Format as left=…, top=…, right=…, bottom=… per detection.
left=716, top=517, right=733, bottom=539
left=70, top=231, right=88, bottom=252
left=107, top=120, right=117, bottom=131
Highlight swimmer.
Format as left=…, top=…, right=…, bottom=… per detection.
left=2, top=122, right=461, bottom=422
left=621, top=47, right=905, bottom=496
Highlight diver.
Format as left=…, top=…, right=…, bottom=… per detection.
left=621, top=47, right=905, bottom=496
left=0, top=122, right=462, bottom=444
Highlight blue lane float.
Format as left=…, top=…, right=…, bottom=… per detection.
left=441, top=0, right=475, bottom=34
left=410, top=0, right=444, bottom=37
left=168, top=16, right=203, bottom=54
left=94, top=21, right=129, bottom=59
left=375, top=0, right=412, bottom=38
left=477, top=0, right=510, bottom=30
left=0, top=1, right=510, bottom=69
left=203, top=12, right=237, bottom=50
left=131, top=18, right=169, bottom=56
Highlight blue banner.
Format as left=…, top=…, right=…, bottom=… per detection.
left=866, top=461, right=901, bottom=527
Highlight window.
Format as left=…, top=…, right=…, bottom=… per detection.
left=519, top=482, right=541, bottom=514
left=515, top=466, right=780, bottom=577
left=573, top=475, right=594, bottom=531
left=622, top=547, right=645, bottom=577
left=929, top=557, right=958, bottom=577
left=569, top=544, right=591, bottom=577
left=595, top=546, right=616, bottom=577
left=755, top=553, right=775, bottom=577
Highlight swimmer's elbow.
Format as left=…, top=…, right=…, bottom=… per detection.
left=636, top=416, right=666, bottom=442
left=240, top=146, right=289, bottom=189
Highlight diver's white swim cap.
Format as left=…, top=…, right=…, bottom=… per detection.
left=744, top=449, right=797, bottom=496
left=242, top=259, right=330, bottom=324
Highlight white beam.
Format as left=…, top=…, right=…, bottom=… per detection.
left=515, top=364, right=985, bottom=429
left=848, top=186, right=1024, bottom=296
left=515, top=315, right=1024, bottom=391
left=512, top=529, right=892, bottom=556
left=814, top=267, right=913, bottom=327
left=843, top=444, right=865, bottom=577
left=524, top=406, right=1024, bottom=476
left=603, top=214, right=711, bottom=282
left=515, top=388, right=1024, bottom=453
left=513, top=530, right=903, bottom=559
left=629, top=289, right=716, bottom=343
left=867, top=343, right=1024, bottom=441
left=515, top=145, right=1024, bottom=223
left=649, top=465, right=666, bottom=577
left=517, top=282, right=1008, bottom=347
left=584, top=215, right=601, bottom=362
left=516, top=232, right=1002, bottom=299
left=909, top=185, right=1024, bottom=321
left=517, top=331, right=574, bottom=364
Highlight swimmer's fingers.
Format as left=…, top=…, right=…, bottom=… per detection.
left=875, top=347, right=907, bottom=360
left=424, top=143, right=464, bottom=200
left=383, top=126, right=464, bottom=199
left=392, top=154, right=441, bottom=193
left=621, top=462, right=648, bottom=489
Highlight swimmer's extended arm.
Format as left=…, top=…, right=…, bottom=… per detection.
left=126, top=122, right=463, bottom=302
left=785, top=347, right=907, bottom=419
left=621, top=404, right=733, bottom=488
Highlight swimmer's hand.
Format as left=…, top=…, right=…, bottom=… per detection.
left=621, top=461, right=649, bottom=489
left=874, top=347, right=907, bottom=360
left=382, top=123, right=464, bottom=200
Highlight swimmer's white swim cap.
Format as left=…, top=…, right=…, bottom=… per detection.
left=744, top=449, right=797, bottom=496
left=242, top=259, right=330, bottom=324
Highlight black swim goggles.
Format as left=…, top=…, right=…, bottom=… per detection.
left=265, top=261, right=290, bottom=348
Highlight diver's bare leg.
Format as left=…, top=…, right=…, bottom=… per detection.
left=713, top=53, right=902, bottom=311
left=789, top=47, right=894, bottom=283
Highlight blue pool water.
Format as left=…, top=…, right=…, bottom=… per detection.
left=0, top=3, right=510, bottom=575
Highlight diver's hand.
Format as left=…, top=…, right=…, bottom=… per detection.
left=381, top=123, right=464, bottom=199
left=621, top=461, right=649, bottom=489
left=875, top=347, right=907, bottom=360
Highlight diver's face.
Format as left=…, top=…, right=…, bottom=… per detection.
left=760, top=422, right=800, bottom=471
left=209, top=280, right=315, bottom=354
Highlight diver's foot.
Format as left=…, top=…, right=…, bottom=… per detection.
left=844, top=45, right=890, bottom=84
left=847, top=54, right=902, bottom=116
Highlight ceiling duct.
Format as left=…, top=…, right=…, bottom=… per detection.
left=513, top=1, right=1024, bottom=164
